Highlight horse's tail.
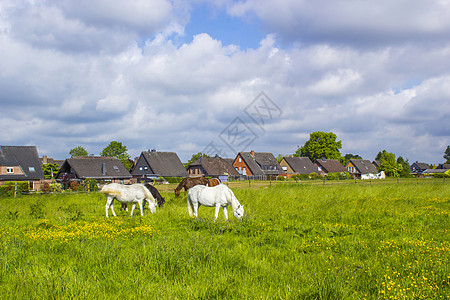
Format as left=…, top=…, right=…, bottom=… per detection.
left=187, top=192, right=195, bottom=217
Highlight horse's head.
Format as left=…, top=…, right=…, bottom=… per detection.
left=158, top=197, right=166, bottom=208
left=174, top=189, right=180, bottom=198
left=234, top=204, right=244, bottom=219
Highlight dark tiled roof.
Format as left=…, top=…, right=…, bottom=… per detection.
left=348, top=159, right=378, bottom=174
left=422, top=169, right=448, bottom=174
left=239, top=152, right=282, bottom=175
left=188, top=157, right=239, bottom=177
left=411, top=162, right=430, bottom=170
left=137, top=151, right=188, bottom=177
left=283, top=156, right=319, bottom=174
left=0, top=146, right=45, bottom=180
left=314, top=159, right=347, bottom=173
left=57, top=157, right=131, bottom=180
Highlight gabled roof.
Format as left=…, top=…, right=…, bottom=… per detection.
left=282, top=156, right=319, bottom=174
left=347, top=159, right=378, bottom=174
left=57, top=157, right=131, bottom=180
left=372, top=160, right=381, bottom=168
left=437, top=164, right=450, bottom=169
left=314, top=158, right=347, bottom=173
left=188, top=157, right=239, bottom=177
left=411, top=162, right=430, bottom=170
left=237, top=152, right=282, bottom=175
left=0, top=146, right=44, bottom=180
left=132, top=151, right=188, bottom=177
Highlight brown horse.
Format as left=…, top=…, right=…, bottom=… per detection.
left=174, top=177, right=209, bottom=197
left=208, top=178, right=220, bottom=187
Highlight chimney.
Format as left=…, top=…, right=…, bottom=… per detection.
left=102, top=163, right=106, bottom=175
left=42, top=155, right=48, bottom=164
left=250, top=150, right=255, bottom=157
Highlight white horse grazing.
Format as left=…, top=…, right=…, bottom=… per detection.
left=101, top=183, right=157, bottom=217
left=187, top=184, right=244, bottom=221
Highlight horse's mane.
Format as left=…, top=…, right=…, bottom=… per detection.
left=175, top=177, right=188, bottom=192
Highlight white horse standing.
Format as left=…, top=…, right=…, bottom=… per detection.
left=101, top=183, right=157, bottom=217
left=187, top=184, right=244, bottom=221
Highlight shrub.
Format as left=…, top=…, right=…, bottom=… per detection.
left=0, top=181, right=29, bottom=196
left=433, top=173, right=450, bottom=178
left=50, top=182, right=63, bottom=192
left=326, top=173, right=338, bottom=180
left=70, top=181, right=80, bottom=191
left=276, top=175, right=286, bottom=181
left=84, top=178, right=98, bottom=192
left=41, top=182, right=51, bottom=194
left=309, top=172, right=318, bottom=180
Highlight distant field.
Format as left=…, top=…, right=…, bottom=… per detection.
left=0, top=180, right=449, bottom=299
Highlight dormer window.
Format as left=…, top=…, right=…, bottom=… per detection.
left=29, top=167, right=35, bottom=172
left=6, top=167, right=14, bottom=173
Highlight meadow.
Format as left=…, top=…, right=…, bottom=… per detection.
left=0, top=180, right=449, bottom=299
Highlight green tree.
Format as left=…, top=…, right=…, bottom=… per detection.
left=69, top=146, right=88, bottom=157
left=100, top=141, right=132, bottom=170
left=276, top=154, right=285, bottom=163
left=375, top=150, right=387, bottom=162
left=295, top=131, right=343, bottom=162
left=396, top=156, right=411, bottom=178
left=343, top=153, right=362, bottom=165
left=444, top=146, right=450, bottom=163
left=185, top=152, right=209, bottom=168
left=379, top=151, right=403, bottom=177
left=42, top=163, right=60, bottom=179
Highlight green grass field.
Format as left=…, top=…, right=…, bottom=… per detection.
left=0, top=180, right=449, bottom=299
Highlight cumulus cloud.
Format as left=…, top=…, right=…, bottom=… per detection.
left=228, top=0, right=450, bottom=47
left=0, top=0, right=449, bottom=163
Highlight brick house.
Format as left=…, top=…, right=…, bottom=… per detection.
left=233, top=150, right=282, bottom=180
left=0, top=145, right=46, bottom=190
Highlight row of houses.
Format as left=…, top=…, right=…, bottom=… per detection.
left=1, top=145, right=449, bottom=190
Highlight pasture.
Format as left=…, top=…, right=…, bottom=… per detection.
left=0, top=180, right=449, bottom=299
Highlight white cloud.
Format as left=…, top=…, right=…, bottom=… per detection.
left=1, top=0, right=449, bottom=164
left=229, top=0, right=450, bottom=47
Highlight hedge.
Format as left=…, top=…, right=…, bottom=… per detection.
left=0, top=181, right=29, bottom=196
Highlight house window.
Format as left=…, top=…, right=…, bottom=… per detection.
left=238, top=157, right=241, bottom=162
left=139, top=167, right=143, bottom=171
left=282, top=166, right=287, bottom=171
left=29, top=167, right=35, bottom=172
left=113, top=166, right=119, bottom=172
left=6, top=167, right=14, bottom=173
left=144, top=166, right=148, bottom=171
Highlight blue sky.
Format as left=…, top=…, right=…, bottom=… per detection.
left=0, top=0, right=449, bottom=164
left=184, top=3, right=265, bottom=50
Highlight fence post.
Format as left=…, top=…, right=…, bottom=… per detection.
left=14, top=182, right=17, bottom=198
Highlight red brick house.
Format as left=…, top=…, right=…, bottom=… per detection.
left=233, top=150, right=282, bottom=180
